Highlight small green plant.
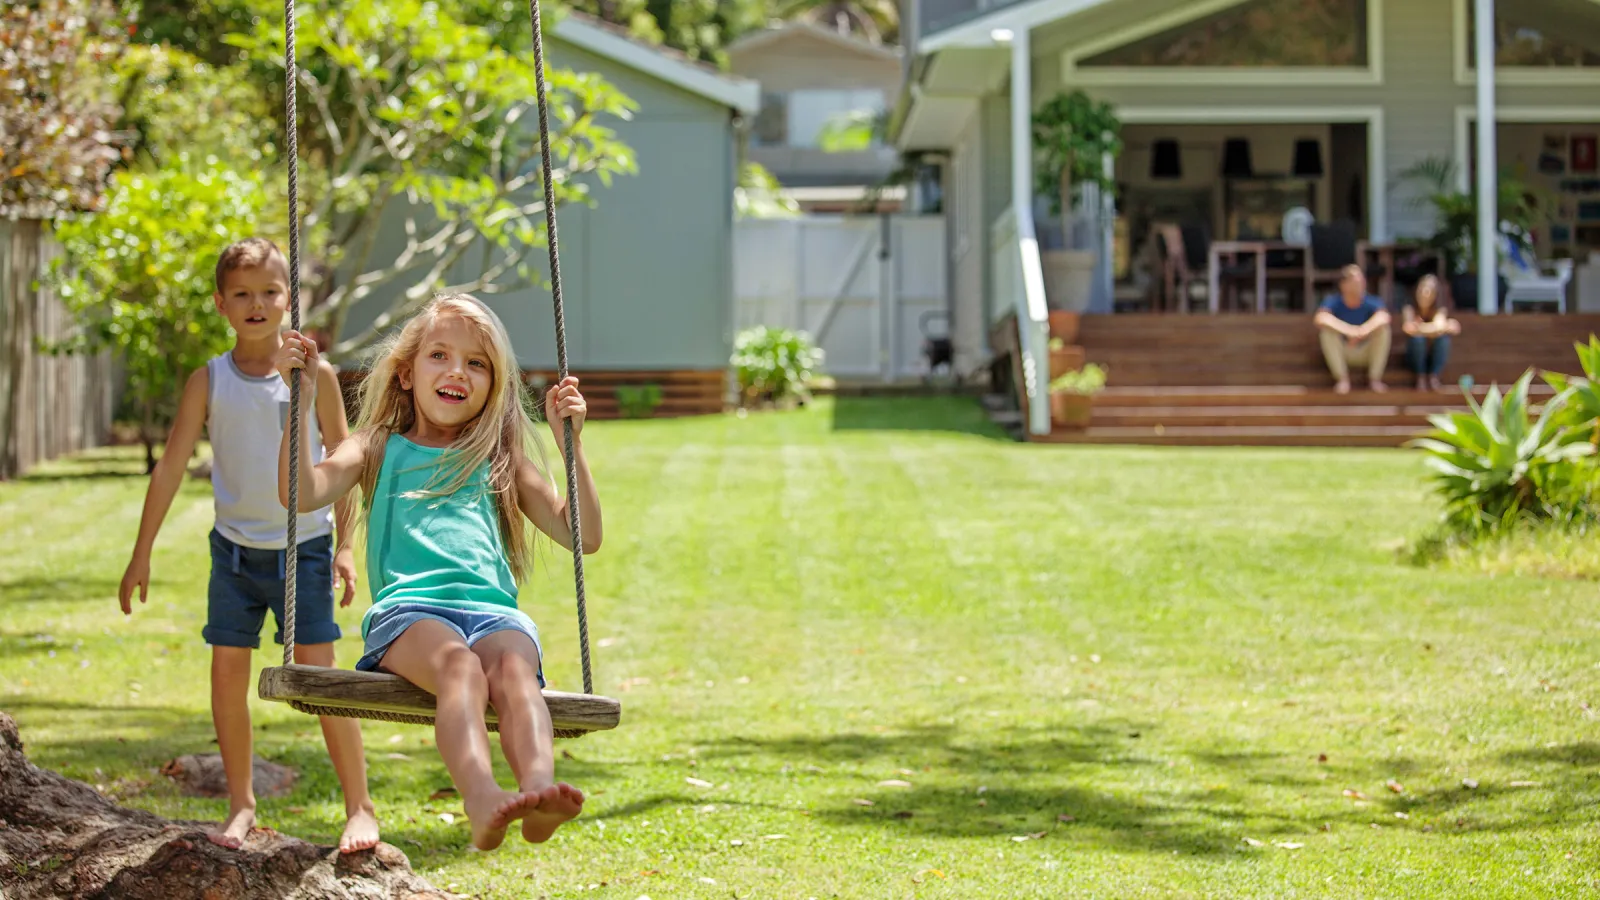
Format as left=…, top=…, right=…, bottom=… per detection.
left=731, top=326, right=824, bottom=408
left=1410, top=371, right=1596, bottom=536
left=1542, top=335, right=1600, bottom=440
left=615, top=383, right=663, bottom=419
left=1032, top=90, right=1122, bottom=216
left=1048, top=363, right=1107, bottom=395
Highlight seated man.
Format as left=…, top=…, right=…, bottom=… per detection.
left=1313, top=264, right=1392, bottom=394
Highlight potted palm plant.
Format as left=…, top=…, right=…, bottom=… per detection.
left=1396, top=156, right=1547, bottom=310
left=1033, top=90, right=1122, bottom=314
left=1049, top=362, right=1107, bottom=429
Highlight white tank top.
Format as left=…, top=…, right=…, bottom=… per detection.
left=207, top=352, right=334, bottom=549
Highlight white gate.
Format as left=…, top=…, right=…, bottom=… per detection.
left=734, top=214, right=948, bottom=382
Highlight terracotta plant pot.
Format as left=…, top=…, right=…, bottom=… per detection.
left=1047, top=311, right=1081, bottom=345
left=1049, top=345, right=1086, bottom=381
left=1050, top=392, right=1093, bottom=429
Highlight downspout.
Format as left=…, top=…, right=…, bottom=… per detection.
left=1474, top=0, right=1499, bottom=315
left=1004, top=26, right=1052, bottom=436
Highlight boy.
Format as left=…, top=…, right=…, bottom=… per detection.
left=117, top=237, right=379, bottom=853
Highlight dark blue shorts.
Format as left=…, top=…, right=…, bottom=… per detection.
left=203, top=527, right=341, bottom=649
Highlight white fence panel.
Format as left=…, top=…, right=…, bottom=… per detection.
left=734, top=214, right=948, bottom=383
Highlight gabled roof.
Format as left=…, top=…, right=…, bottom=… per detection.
left=727, top=20, right=903, bottom=62
left=554, top=13, right=761, bottom=114
left=916, top=0, right=1120, bottom=53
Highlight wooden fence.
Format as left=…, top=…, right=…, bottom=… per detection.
left=0, top=218, right=114, bottom=479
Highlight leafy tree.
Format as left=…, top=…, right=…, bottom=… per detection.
left=0, top=0, right=127, bottom=215
left=108, top=43, right=277, bottom=168
left=51, top=160, right=278, bottom=470
left=224, top=0, right=639, bottom=359
left=770, top=0, right=898, bottom=45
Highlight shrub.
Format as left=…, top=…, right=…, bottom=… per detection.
left=1543, top=335, right=1600, bottom=441
left=1049, top=363, right=1107, bottom=395
left=731, top=326, right=823, bottom=407
left=615, top=383, right=663, bottom=419
left=1410, top=371, right=1597, bottom=536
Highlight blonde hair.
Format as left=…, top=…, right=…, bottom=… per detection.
left=349, top=293, right=550, bottom=583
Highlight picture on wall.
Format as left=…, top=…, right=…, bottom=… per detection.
left=1552, top=224, right=1572, bottom=243
left=1573, top=135, right=1598, bottom=174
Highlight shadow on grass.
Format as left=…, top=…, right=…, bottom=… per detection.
left=0, top=575, right=124, bottom=605
left=690, top=722, right=1274, bottom=856
left=13, top=446, right=156, bottom=482
left=828, top=396, right=1010, bottom=440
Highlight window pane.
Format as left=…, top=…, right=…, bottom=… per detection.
left=1467, top=0, right=1600, bottom=68
left=753, top=93, right=787, bottom=147
left=1080, top=0, right=1368, bottom=67
left=785, top=89, right=886, bottom=147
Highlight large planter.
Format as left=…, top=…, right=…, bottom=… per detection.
left=1047, top=311, right=1081, bottom=345
left=1041, top=249, right=1096, bottom=313
left=1050, top=392, right=1094, bottom=429
left=1049, top=345, right=1086, bottom=381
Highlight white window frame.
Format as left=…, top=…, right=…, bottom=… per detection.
left=1452, top=0, right=1600, bottom=87
left=1453, top=105, right=1600, bottom=192
left=1116, top=105, right=1388, bottom=241
left=1059, top=0, right=1384, bottom=87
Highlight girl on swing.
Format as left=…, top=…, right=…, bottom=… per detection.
left=274, top=293, right=600, bottom=851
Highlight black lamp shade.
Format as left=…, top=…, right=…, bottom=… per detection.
left=1293, top=138, right=1324, bottom=177
left=1150, top=139, right=1182, bottom=179
left=1221, top=138, right=1253, bottom=177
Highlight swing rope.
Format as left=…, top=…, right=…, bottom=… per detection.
left=275, top=0, right=598, bottom=734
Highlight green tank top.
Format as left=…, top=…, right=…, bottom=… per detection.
left=361, top=432, right=521, bottom=637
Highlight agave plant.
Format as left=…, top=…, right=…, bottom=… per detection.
left=1542, top=335, right=1600, bottom=441
left=1410, top=371, right=1597, bottom=534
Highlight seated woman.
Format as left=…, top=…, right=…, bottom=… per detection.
left=1401, top=275, right=1460, bottom=392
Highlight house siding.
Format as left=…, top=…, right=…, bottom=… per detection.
left=339, top=38, right=736, bottom=371
left=1024, top=0, right=1600, bottom=240
left=731, top=30, right=903, bottom=188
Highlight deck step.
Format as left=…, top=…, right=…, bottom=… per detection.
left=1033, top=425, right=1429, bottom=448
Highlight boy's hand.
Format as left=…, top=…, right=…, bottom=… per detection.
left=275, top=330, right=320, bottom=405
left=544, top=376, right=586, bottom=440
left=119, top=554, right=150, bottom=615
left=334, top=547, right=359, bottom=607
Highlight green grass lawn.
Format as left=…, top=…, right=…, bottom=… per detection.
left=3, top=396, right=1598, bottom=898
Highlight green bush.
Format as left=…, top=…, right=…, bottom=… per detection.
left=731, top=326, right=823, bottom=407
left=1410, top=371, right=1597, bottom=536
left=1048, top=363, right=1107, bottom=395
left=1543, top=335, right=1600, bottom=439
left=615, top=383, right=663, bottom=419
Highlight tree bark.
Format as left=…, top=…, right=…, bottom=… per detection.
left=0, top=712, right=452, bottom=900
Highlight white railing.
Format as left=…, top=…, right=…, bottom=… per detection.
left=990, top=204, right=1051, bottom=435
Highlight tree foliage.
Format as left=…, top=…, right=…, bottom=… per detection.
left=51, top=160, right=277, bottom=466
left=223, top=0, right=638, bottom=358
left=0, top=0, right=128, bottom=215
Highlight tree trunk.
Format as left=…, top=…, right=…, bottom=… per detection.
left=0, top=712, right=451, bottom=900
left=1057, top=164, right=1074, bottom=248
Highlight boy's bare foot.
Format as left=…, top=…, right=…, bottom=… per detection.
left=207, top=803, right=257, bottom=849
left=340, top=802, right=381, bottom=853
left=464, top=789, right=542, bottom=851
left=521, top=783, right=584, bottom=844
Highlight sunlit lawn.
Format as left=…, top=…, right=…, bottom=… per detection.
left=3, top=396, right=1598, bottom=898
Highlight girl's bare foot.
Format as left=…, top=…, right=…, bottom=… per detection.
left=207, top=803, right=257, bottom=849
left=521, top=783, right=584, bottom=844
left=464, top=790, right=542, bottom=851
left=340, top=802, right=381, bottom=853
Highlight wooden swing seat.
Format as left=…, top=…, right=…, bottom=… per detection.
left=258, top=664, right=621, bottom=738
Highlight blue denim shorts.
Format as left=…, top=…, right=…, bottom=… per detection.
left=355, top=602, right=545, bottom=687
left=204, top=527, right=340, bottom=649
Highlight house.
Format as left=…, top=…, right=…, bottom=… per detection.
left=890, top=0, right=1600, bottom=439
left=341, top=13, right=759, bottom=418
left=728, top=21, right=905, bottom=212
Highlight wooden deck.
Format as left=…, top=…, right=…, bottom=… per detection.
left=999, top=313, right=1599, bottom=447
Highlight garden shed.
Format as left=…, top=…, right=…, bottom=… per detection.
left=341, top=13, right=760, bottom=418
